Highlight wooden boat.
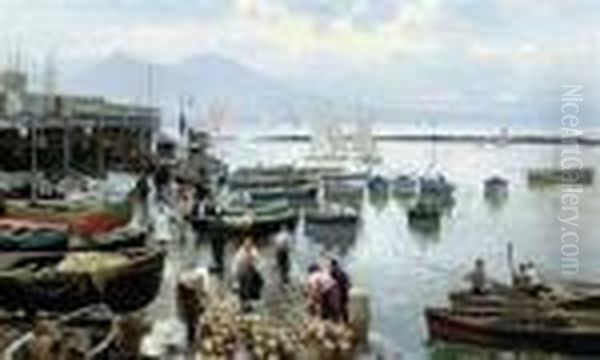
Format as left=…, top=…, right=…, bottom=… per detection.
left=528, top=167, right=594, bottom=186
left=4, top=197, right=133, bottom=238
left=392, top=175, right=418, bottom=198
left=0, top=219, right=68, bottom=251
left=483, top=176, right=509, bottom=198
left=408, top=201, right=441, bottom=226
left=425, top=307, right=600, bottom=355
left=228, top=165, right=316, bottom=189
left=449, top=288, right=600, bottom=312
left=0, top=247, right=165, bottom=314
left=246, top=183, right=319, bottom=205
left=419, top=175, right=455, bottom=208
left=192, top=201, right=298, bottom=237
left=367, top=175, right=389, bottom=197
left=82, top=227, right=147, bottom=250
left=321, top=179, right=364, bottom=209
left=304, top=205, right=360, bottom=226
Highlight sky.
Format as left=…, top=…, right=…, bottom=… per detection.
left=0, top=0, right=599, bottom=128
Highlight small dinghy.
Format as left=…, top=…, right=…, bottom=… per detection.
left=407, top=200, right=442, bottom=231
left=484, top=176, right=509, bottom=199
left=367, top=175, right=389, bottom=198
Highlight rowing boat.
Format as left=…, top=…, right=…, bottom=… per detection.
left=426, top=307, right=600, bottom=355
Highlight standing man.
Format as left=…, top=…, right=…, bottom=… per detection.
left=274, top=225, right=293, bottom=285
left=232, top=238, right=263, bottom=312
left=208, top=200, right=226, bottom=275
left=330, top=258, right=351, bottom=322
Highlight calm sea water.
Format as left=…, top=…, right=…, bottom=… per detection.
left=213, top=139, right=600, bottom=360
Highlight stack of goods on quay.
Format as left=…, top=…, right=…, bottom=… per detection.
left=197, top=295, right=358, bottom=359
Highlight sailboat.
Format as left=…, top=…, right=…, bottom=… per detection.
left=417, top=119, right=456, bottom=208
left=299, top=118, right=378, bottom=180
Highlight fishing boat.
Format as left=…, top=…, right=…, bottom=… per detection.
left=304, top=203, right=360, bottom=226
left=392, top=175, right=418, bottom=198
left=228, top=165, right=314, bottom=190
left=228, top=166, right=319, bottom=205
left=419, top=175, right=455, bottom=208
left=449, top=286, right=600, bottom=313
left=528, top=167, right=594, bottom=186
left=321, top=179, right=364, bottom=207
left=367, top=175, right=389, bottom=198
left=245, top=183, right=318, bottom=204
left=4, top=196, right=133, bottom=238
left=0, top=247, right=165, bottom=314
left=425, top=307, right=600, bottom=355
left=483, top=176, right=509, bottom=199
left=81, top=227, right=147, bottom=250
left=407, top=200, right=442, bottom=231
left=0, top=219, right=68, bottom=251
left=192, top=200, right=298, bottom=238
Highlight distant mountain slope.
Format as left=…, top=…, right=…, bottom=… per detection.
left=63, top=53, right=305, bottom=130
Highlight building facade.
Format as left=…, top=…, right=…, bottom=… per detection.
left=0, top=69, right=160, bottom=175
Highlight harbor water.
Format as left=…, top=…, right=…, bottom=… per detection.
left=214, top=139, right=600, bottom=359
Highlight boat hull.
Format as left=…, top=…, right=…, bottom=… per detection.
left=0, top=248, right=165, bottom=314
left=193, top=211, right=298, bottom=238
left=426, top=308, right=600, bottom=355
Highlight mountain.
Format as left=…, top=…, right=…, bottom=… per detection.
left=63, top=53, right=306, bottom=131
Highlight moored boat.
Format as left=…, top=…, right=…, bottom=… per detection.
left=0, top=247, right=165, bottom=314
left=192, top=200, right=298, bottom=238
left=449, top=287, right=600, bottom=313
left=392, top=175, right=418, bottom=198
left=304, top=203, right=360, bottom=226
left=483, top=176, right=509, bottom=199
left=407, top=200, right=442, bottom=229
left=419, top=174, right=455, bottom=208
left=367, top=175, right=389, bottom=197
left=0, top=219, right=68, bottom=251
left=245, top=183, right=318, bottom=204
left=528, top=167, right=594, bottom=186
left=81, top=227, right=147, bottom=250
left=321, top=179, right=364, bottom=206
left=4, top=197, right=133, bottom=238
left=425, top=307, right=600, bottom=355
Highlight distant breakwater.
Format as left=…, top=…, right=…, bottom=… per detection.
left=255, top=134, right=600, bottom=146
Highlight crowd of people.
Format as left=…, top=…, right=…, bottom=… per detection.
left=228, top=232, right=352, bottom=323
left=139, top=166, right=355, bottom=323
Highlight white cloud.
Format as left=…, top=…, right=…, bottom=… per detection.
left=0, top=0, right=597, bottom=99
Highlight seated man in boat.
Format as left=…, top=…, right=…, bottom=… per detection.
left=514, top=262, right=551, bottom=297
left=464, top=258, right=489, bottom=295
